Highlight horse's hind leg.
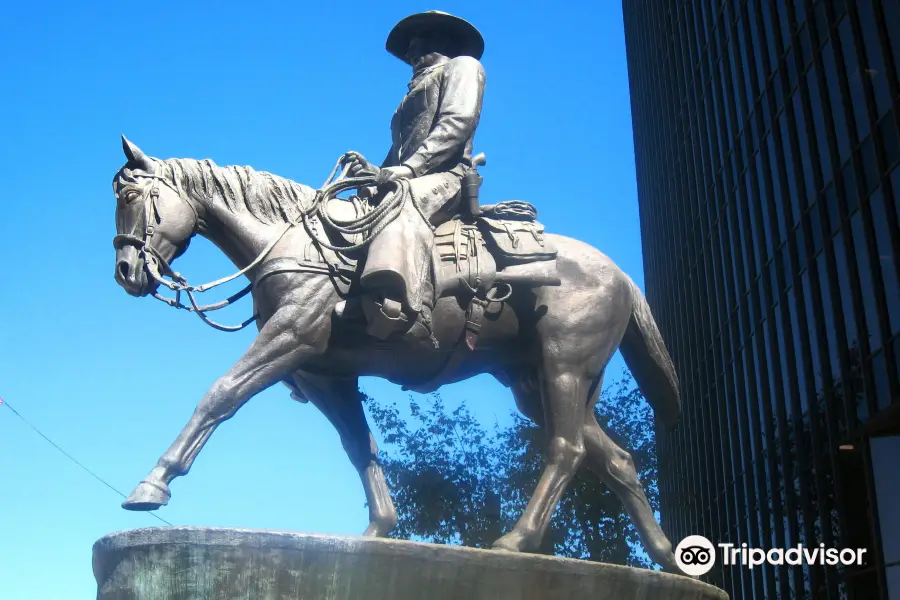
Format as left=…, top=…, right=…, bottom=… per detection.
left=501, top=368, right=678, bottom=570
left=493, top=367, right=589, bottom=552
left=581, top=413, right=678, bottom=570
left=290, top=372, right=398, bottom=537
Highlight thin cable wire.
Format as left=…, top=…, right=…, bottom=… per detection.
left=0, top=396, right=173, bottom=527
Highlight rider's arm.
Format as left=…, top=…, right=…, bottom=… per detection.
left=380, top=112, right=400, bottom=168
left=401, top=56, right=485, bottom=177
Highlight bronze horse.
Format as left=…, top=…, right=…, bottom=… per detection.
left=111, top=137, right=683, bottom=571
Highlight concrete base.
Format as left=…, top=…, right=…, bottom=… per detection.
left=93, top=527, right=728, bottom=600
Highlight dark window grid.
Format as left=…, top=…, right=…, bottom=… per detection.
left=807, top=65, right=835, bottom=185
left=756, top=147, right=779, bottom=274
left=847, top=208, right=883, bottom=355
left=863, top=115, right=900, bottom=316
left=683, top=1, right=699, bottom=77
left=723, top=194, right=740, bottom=321
left=735, top=341, right=767, bottom=595
left=736, top=179, right=758, bottom=302
left=711, top=237, right=727, bottom=351
left=699, top=306, right=722, bottom=512
left=678, top=9, right=695, bottom=101
left=745, top=0, right=770, bottom=95
left=817, top=236, right=863, bottom=435
left=719, top=359, right=743, bottom=532
left=851, top=195, right=900, bottom=381
left=794, top=110, right=818, bottom=227
left=771, top=102, right=803, bottom=238
left=728, top=345, right=752, bottom=476
left=862, top=436, right=894, bottom=600
left=806, top=27, right=861, bottom=237
left=682, top=299, right=703, bottom=525
left=879, top=111, right=900, bottom=172
left=708, top=327, right=730, bottom=515
left=823, top=33, right=855, bottom=166
left=774, top=0, right=793, bottom=53
left=802, top=0, right=833, bottom=62
left=846, top=0, right=896, bottom=139
left=718, top=62, right=738, bottom=161
left=714, top=209, right=733, bottom=321
left=835, top=209, right=883, bottom=427
left=743, top=168, right=768, bottom=295
left=772, top=298, right=804, bottom=550
left=753, top=322, right=784, bottom=600
left=765, top=128, right=791, bottom=255
left=868, top=350, right=893, bottom=411
left=798, top=60, right=831, bottom=197
left=711, top=62, right=730, bottom=185
left=736, top=8, right=758, bottom=117
left=725, top=21, right=747, bottom=144
left=797, top=241, right=852, bottom=572
left=783, top=283, right=825, bottom=595
left=866, top=0, right=899, bottom=119
left=879, top=0, right=900, bottom=88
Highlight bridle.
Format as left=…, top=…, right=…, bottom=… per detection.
left=112, top=172, right=291, bottom=332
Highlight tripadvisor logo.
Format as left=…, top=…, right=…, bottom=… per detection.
left=674, top=535, right=868, bottom=576
left=675, top=535, right=717, bottom=576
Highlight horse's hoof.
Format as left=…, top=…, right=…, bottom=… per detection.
left=362, top=523, right=385, bottom=537
left=492, top=532, right=527, bottom=552
left=122, top=480, right=171, bottom=511
left=661, top=552, right=695, bottom=578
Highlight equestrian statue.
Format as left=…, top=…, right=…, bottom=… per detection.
left=110, top=11, right=684, bottom=573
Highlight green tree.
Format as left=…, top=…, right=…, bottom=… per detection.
left=365, top=374, right=659, bottom=568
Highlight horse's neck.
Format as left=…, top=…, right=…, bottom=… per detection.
left=183, top=170, right=282, bottom=271
left=166, top=158, right=317, bottom=272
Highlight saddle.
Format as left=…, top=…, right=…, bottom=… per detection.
left=432, top=203, right=560, bottom=300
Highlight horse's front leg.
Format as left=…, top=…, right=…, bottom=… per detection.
left=123, top=296, right=331, bottom=511
left=290, top=372, right=398, bottom=537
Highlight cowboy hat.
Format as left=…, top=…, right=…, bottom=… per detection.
left=385, top=11, right=484, bottom=64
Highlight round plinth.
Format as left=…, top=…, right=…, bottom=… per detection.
left=93, top=527, right=728, bottom=600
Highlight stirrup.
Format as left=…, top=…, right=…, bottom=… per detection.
left=365, top=298, right=409, bottom=340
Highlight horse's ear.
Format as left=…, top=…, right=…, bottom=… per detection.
left=121, top=135, right=152, bottom=171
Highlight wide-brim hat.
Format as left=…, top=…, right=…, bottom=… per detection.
left=385, top=11, right=484, bottom=64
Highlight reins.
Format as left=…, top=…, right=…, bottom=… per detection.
left=113, top=153, right=410, bottom=332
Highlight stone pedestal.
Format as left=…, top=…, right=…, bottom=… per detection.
left=93, top=527, right=728, bottom=600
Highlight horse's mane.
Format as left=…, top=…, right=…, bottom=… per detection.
left=117, top=157, right=317, bottom=226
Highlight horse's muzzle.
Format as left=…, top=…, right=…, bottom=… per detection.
left=115, top=246, right=155, bottom=297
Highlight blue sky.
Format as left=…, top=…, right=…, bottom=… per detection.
left=0, top=2, right=644, bottom=598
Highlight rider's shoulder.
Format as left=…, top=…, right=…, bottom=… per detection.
left=445, top=55, right=485, bottom=76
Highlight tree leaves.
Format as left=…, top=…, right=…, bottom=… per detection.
left=365, top=373, right=659, bottom=568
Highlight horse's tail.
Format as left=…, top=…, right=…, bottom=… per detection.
left=619, top=277, right=681, bottom=431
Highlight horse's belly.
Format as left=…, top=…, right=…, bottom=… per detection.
left=308, top=295, right=525, bottom=386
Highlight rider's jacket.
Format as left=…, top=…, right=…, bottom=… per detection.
left=381, top=55, right=485, bottom=177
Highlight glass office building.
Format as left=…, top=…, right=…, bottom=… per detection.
left=622, top=1, right=900, bottom=598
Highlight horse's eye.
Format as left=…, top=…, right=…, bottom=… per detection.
left=124, top=190, right=140, bottom=203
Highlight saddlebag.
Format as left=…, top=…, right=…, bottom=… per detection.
left=478, top=217, right=558, bottom=265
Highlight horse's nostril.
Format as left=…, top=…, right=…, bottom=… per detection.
left=117, top=260, right=130, bottom=280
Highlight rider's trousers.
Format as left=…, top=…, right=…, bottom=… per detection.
left=360, top=172, right=463, bottom=313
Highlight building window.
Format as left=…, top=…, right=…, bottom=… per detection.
left=871, top=436, right=900, bottom=599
